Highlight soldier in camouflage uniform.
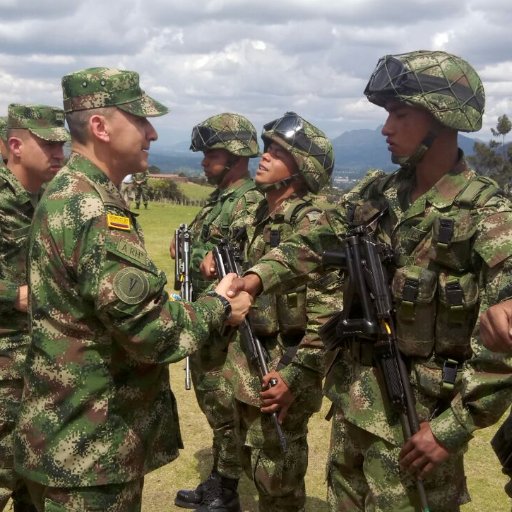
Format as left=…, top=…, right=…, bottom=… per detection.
left=132, top=169, right=149, bottom=209
left=0, top=104, right=69, bottom=512
left=231, top=51, right=512, bottom=511
left=11, top=67, right=252, bottom=512
left=0, top=117, right=8, bottom=164
left=172, top=113, right=262, bottom=511
left=212, top=112, right=342, bottom=512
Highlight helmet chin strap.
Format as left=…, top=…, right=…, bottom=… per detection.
left=255, top=174, right=300, bottom=192
left=392, top=130, right=438, bottom=170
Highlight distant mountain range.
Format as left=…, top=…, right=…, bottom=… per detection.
left=149, top=126, right=479, bottom=179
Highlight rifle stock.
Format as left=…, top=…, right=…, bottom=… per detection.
left=213, top=238, right=287, bottom=453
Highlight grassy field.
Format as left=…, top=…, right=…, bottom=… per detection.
left=136, top=201, right=511, bottom=512
left=178, top=181, right=215, bottom=201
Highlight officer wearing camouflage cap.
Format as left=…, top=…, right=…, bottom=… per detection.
left=171, top=113, right=262, bottom=511
left=0, top=103, right=69, bottom=512
left=229, top=51, right=512, bottom=510
left=12, top=68, right=252, bottom=511
left=198, top=112, right=342, bottom=512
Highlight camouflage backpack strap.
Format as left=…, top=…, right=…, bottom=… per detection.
left=454, top=175, right=502, bottom=209
left=216, top=179, right=258, bottom=233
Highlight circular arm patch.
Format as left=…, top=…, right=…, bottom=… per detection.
left=113, top=267, right=150, bottom=305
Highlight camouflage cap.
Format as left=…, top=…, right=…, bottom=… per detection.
left=190, top=113, right=260, bottom=157
left=7, top=104, right=70, bottom=142
left=61, top=67, right=169, bottom=118
left=364, top=50, right=485, bottom=132
left=0, top=116, right=7, bottom=142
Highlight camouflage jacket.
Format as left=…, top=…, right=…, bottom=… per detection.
left=132, top=170, right=148, bottom=186
left=188, top=177, right=262, bottom=298
left=0, top=165, right=36, bottom=342
left=225, top=194, right=342, bottom=409
left=249, top=157, right=512, bottom=451
left=13, top=153, right=227, bottom=487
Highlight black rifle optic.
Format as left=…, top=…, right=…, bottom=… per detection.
left=213, top=238, right=287, bottom=453
left=320, top=216, right=430, bottom=512
left=175, top=223, right=192, bottom=391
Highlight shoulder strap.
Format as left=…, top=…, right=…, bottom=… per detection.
left=217, top=180, right=258, bottom=232
left=455, top=175, right=501, bottom=208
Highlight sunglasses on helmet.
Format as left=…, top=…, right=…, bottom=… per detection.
left=364, top=55, right=483, bottom=110
left=263, top=112, right=334, bottom=172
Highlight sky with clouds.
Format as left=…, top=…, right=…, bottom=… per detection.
left=0, top=0, right=511, bottom=152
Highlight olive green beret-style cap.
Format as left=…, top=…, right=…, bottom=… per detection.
left=61, top=67, right=169, bottom=117
left=0, top=116, right=7, bottom=141
left=7, top=104, right=70, bottom=142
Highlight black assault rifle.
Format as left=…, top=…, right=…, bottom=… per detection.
left=213, top=238, right=287, bottom=453
left=320, top=215, right=430, bottom=512
left=175, top=223, right=192, bottom=391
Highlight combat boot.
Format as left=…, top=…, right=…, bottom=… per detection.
left=196, top=476, right=241, bottom=512
left=175, top=471, right=221, bottom=509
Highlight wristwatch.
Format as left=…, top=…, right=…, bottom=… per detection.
left=206, top=291, right=232, bottom=320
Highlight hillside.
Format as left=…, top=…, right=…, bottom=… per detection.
left=149, top=126, right=479, bottom=179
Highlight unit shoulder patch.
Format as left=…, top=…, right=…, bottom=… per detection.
left=113, top=267, right=150, bottom=305
left=107, top=213, right=131, bottom=231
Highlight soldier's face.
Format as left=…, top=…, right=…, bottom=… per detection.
left=256, top=142, right=298, bottom=186
left=381, top=101, right=434, bottom=160
left=201, top=148, right=231, bottom=184
left=15, top=132, right=65, bottom=187
left=107, top=109, right=157, bottom=174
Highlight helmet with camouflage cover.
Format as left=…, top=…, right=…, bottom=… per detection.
left=190, top=113, right=260, bottom=157
left=364, top=50, right=484, bottom=132
left=261, top=112, right=334, bottom=193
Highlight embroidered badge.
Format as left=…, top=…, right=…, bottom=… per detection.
left=112, top=267, right=149, bottom=305
left=107, top=213, right=131, bottom=231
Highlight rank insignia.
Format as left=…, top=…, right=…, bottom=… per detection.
left=107, top=213, right=131, bottom=231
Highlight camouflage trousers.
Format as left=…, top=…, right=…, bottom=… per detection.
left=23, top=477, right=144, bottom=512
left=0, top=335, right=33, bottom=510
left=190, top=354, right=242, bottom=480
left=133, top=185, right=149, bottom=206
left=326, top=405, right=470, bottom=512
left=235, top=400, right=313, bottom=512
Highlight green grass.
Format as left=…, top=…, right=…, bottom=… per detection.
left=136, top=201, right=511, bottom=512
left=178, top=181, right=214, bottom=201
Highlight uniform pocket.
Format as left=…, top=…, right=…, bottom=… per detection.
left=391, top=265, right=437, bottom=357
left=435, top=271, right=478, bottom=360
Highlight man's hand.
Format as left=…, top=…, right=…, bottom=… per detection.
left=399, top=422, right=450, bottom=478
left=200, top=251, right=217, bottom=279
left=169, top=236, right=176, bottom=259
left=227, top=273, right=263, bottom=299
left=15, top=285, right=28, bottom=313
left=214, top=273, right=253, bottom=326
left=260, top=370, right=295, bottom=423
left=480, top=300, right=512, bottom=353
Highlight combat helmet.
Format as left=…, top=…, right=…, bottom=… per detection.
left=364, top=50, right=485, bottom=132
left=261, top=112, right=334, bottom=193
left=190, top=113, right=260, bottom=157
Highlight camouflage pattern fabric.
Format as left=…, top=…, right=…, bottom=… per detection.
left=25, top=477, right=144, bottom=512
left=61, top=67, right=168, bottom=117
left=223, top=194, right=343, bottom=510
left=0, top=118, right=6, bottom=142
left=248, top=156, right=512, bottom=508
left=190, top=113, right=260, bottom=157
left=326, top=406, right=469, bottom=512
left=364, top=50, right=484, bottom=132
left=7, top=104, right=69, bottom=143
left=132, top=170, right=149, bottom=206
left=187, top=177, right=262, bottom=479
left=13, top=152, right=228, bottom=488
left=0, top=166, right=36, bottom=509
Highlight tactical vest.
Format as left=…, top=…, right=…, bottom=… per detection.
left=249, top=196, right=321, bottom=340
left=348, top=171, right=501, bottom=363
